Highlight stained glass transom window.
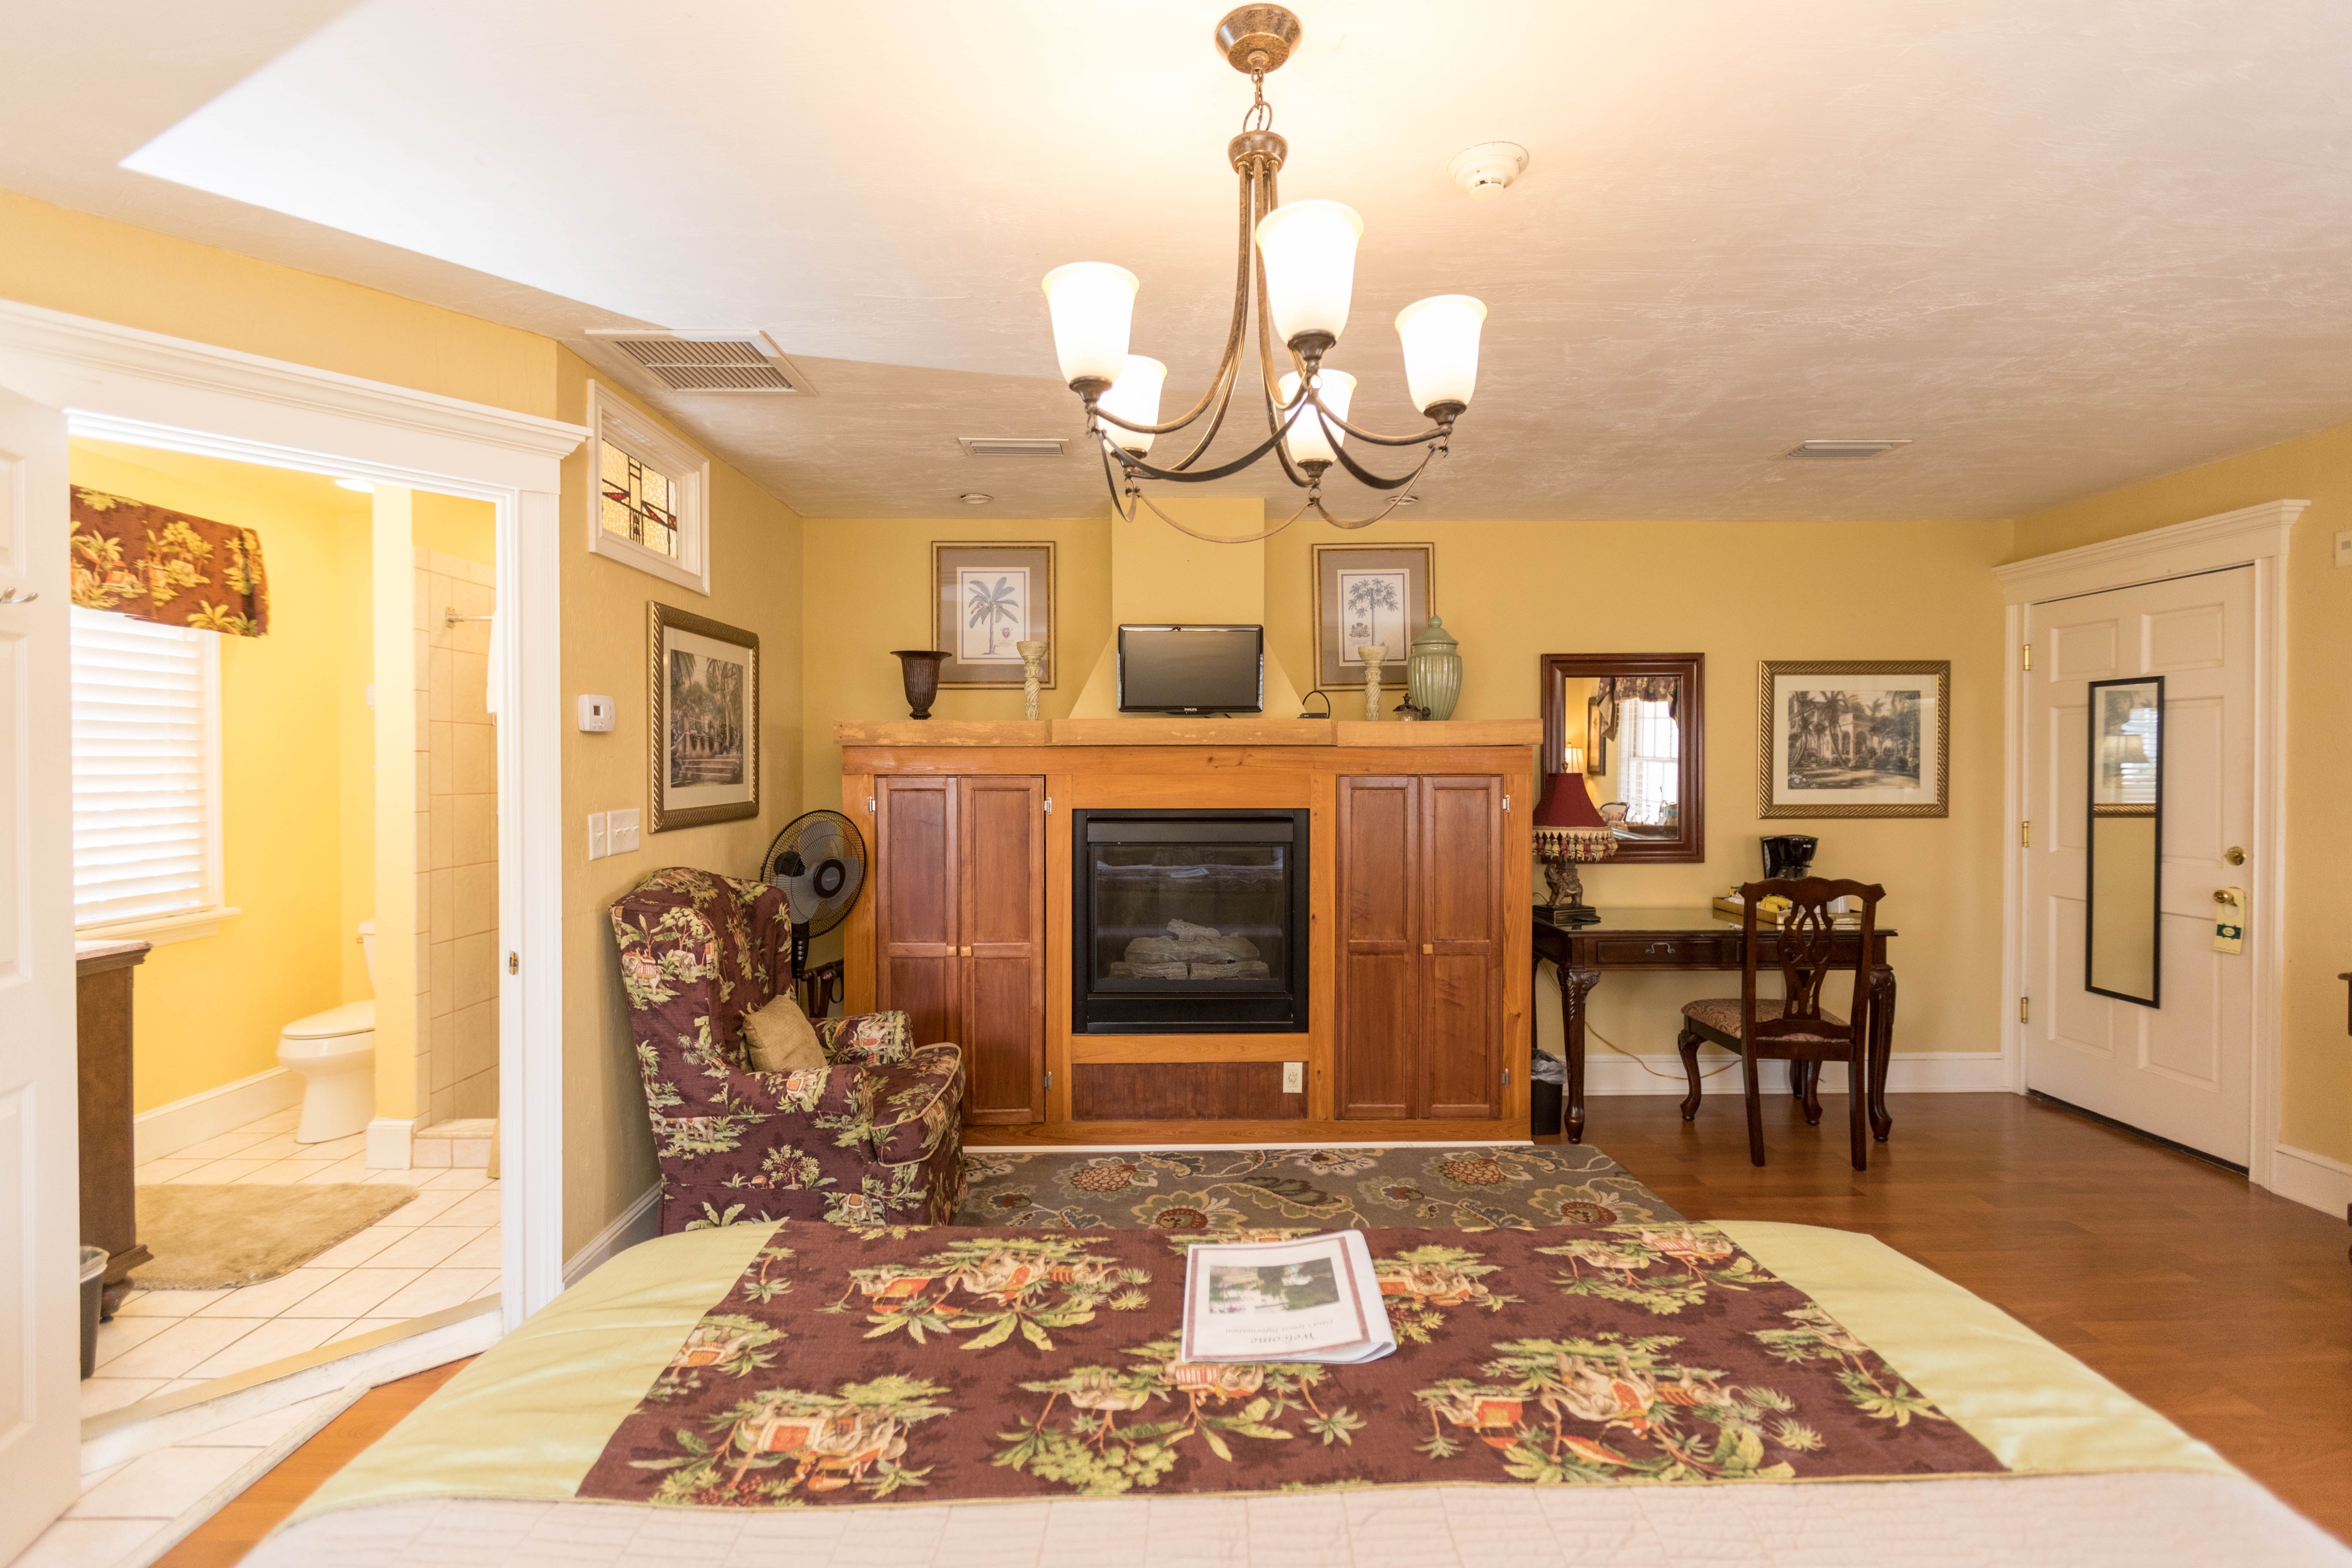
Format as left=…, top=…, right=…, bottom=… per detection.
left=600, top=438, right=677, bottom=559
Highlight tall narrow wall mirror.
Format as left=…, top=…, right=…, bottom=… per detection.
left=2086, top=674, right=2163, bottom=1006
left=1539, top=654, right=1705, bottom=862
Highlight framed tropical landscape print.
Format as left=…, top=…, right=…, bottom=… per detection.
left=1311, top=542, right=1433, bottom=688
left=650, top=602, right=760, bottom=832
left=1757, top=659, right=1949, bottom=818
left=933, top=541, right=1055, bottom=688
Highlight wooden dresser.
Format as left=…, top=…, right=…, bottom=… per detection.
left=76, top=939, right=153, bottom=1304
left=838, top=717, right=1536, bottom=1146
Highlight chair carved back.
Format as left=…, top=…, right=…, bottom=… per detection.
left=1740, top=876, right=1885, bottom=1048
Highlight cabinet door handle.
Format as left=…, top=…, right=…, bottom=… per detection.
left=1422, top=943, right=1433, bottom=955
left=959, top=945, right=973, bottom=957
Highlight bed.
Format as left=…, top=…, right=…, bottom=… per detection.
left=252, top=1218, right=2349, bottom=1566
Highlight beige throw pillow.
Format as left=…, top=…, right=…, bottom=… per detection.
left=742, top=993, right=826, bottom=1075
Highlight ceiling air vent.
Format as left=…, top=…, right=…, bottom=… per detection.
left=1785, top=439, right=1912, bottom=459
left=959, top=437, right=1071, bottom=459
left=582, top=330, right=812, bottom=393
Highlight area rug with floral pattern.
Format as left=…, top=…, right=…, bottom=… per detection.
left=954, top=1144, right=1678, bottom=1233
left=571, top=1218, right=2001, bottom=1508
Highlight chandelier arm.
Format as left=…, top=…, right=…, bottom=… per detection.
left=1091, top=164, right=1261, bottom=440
left=1134, top=486, right=1318, bottom=545
left=1309, top=460, right=1436, bottom=528
left=1249, top=179, right=1315, bottom=490
left=1321, top=424, right=1442, bottom=491
left=1099, top=444, right=1142, bottom=523
left=1147, top=331, right=1249, bottom=473
left=1091, top=402, right=1308, bottom=484
left=1308, top=396, right=1460, bottom=448
left=1317, top=432, right=1439, bottom=493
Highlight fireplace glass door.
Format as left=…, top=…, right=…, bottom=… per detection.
left=1072, top=810, right=1310, bottom=1033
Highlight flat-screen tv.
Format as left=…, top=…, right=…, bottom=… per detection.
left=1117, top=624, right=1264, bottom=714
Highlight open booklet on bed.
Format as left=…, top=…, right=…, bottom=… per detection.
left=1178, top=1229, right=1395, bottom=1364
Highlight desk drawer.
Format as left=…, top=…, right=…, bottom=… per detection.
left=1594, top=936, right=1727, bottom=968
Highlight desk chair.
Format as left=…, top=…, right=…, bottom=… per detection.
left=1676, top=878, right=1885, bottom=1169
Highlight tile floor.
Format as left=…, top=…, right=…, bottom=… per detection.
left=19, top=1391, right=350, bottom=1567
left=84, top=1106, right=500, bottom=1422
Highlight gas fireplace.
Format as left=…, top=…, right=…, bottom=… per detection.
left=1071, top=809, right=1310, bottom=1033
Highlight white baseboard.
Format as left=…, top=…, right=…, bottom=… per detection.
left=367, top=1116, right=418, bottom=1169
left=563, top=1183, right=661, bottom=1289
left=2268, top=1144, right=2352, bottom=1219
left=1576, top=1050, right=2010, bottom=1096
left=132, top=1066, right=303, bottom=1164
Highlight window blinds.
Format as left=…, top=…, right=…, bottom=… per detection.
left=69, top=608, right=218, bottom=928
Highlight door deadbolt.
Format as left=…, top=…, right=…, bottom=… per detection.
left=2224, top=846, right=2245, bottom=865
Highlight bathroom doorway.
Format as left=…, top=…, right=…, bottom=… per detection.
left=66, top=442, right=508, bottom=1419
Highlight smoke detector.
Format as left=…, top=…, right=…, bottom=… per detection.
left=1785, top=439, right=1913, bottom=460
left=1448, top=141, right=1529, bottom=199
left=579, top=330, right=813, bottom=393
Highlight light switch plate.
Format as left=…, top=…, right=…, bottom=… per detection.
left=1281, top=1061, right=1304, bottom=1094
left=609, top=807, right=642, bottom=854
left=586, top=812, right=609, bottom=861
left=578, top=694, right=616, bottom=732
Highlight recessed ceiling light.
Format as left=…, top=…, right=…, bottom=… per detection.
left=336, top=478, right=375, bottom=492
left=1784, top=439, right=1912, bottom=460
left=959, top=492, right=994, bottom=506
left=1394, top=494, right=1420, bottom=505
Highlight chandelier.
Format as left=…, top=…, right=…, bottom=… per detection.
left=1040, top=6, right=1487, bottom=545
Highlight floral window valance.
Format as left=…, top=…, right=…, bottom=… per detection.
left=70, top=488, right=270, bottom=636
left=1588, top=674, right=1681, bottom=740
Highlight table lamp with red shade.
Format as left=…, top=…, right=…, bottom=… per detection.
left=1533, top=767, right=1616, bottom=926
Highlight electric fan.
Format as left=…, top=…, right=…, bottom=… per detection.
left=758, top=809, right=867, bottom=980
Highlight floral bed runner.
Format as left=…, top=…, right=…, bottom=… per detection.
left=578, top=1219, right=2002, bottom=1509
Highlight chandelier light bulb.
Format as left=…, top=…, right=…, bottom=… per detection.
left=1096, top=355, right=1169, bottom=456
left=1041, top=262, right=1140, bottom=388
left=1394, top=295, right=1488, bottom=415
left=1276, top=369, right=1356, bottom=467
left=1254, top=200, right=1363, bottom=350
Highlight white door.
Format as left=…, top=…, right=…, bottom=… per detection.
left=0, top=386, right=78, bottom=1555
left=2023, top=567, right=2256, bottom=1164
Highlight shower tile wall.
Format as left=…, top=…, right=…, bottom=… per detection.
left=416, top=549, right=499, bottom=1125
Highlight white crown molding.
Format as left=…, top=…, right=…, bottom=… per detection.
left=0, top=296, right=584, bottom=462
left=1995, top=497, right=2307, bottom=604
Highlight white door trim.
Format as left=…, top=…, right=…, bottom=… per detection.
left=1994, top=499, right=2305, bottom=1194
left=0, top=297, right=585, bottom=1330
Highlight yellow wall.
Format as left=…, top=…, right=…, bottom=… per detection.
left=804, top=511, right=2015, bottom=1063
left=413, top=491, right=496, bottom=565
left=69, top=442, right=376, bottom=1113
left=2011, top=420, right=2352, bottom=1163
left=557, top=356, right=807, bottom=1255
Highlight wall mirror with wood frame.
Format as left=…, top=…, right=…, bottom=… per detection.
left=1538, top=653, right=1706, bottom=863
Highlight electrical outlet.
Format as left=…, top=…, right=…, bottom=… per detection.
left=586, top=812, right=609, bottom=861
left=609, top=807, right=642, bottom=854
left=1282, top=1061, right=1304, bottom=1094
left=578, top=694, right=616, bottom=732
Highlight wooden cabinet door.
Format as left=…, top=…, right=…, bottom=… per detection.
left=958, top=775, right=1045, bottom=1124
left=1419, top=775, right=1504, bottom=1118
left=874, top=777, right=958, bottom=1056
left=1335, top=776, right=1417, bottom=1119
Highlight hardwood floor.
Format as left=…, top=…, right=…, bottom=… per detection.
left=155, top=1090, right=2352, bottom=1559
left=1567, top=1089, right=2352, bottom=1543
left=153, top=1359, right=470, bottom=1567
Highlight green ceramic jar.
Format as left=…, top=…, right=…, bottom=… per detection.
left=1405, top=613, right=1461, bottom=721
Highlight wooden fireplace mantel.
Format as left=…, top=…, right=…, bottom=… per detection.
left=837, top=718, right=1539, bottom=1147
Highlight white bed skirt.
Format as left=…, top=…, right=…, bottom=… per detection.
left=252, top=1471, right=2348, bottom=1567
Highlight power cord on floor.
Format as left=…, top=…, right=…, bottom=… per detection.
left=1585, top=1019, right=1738, bottom=1082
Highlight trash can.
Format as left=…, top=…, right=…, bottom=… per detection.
left=1529, top=1050, right=1567, bottom=1139
left=78, top=1246, right=107, bottom=1380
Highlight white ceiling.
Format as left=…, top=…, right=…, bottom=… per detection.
left=8, top=1, right=2352, bottom=521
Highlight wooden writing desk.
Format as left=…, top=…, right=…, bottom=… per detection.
left=1529, top=906, right=1896, bottom=1144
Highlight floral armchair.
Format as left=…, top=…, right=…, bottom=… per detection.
left=609, top=867, right=966, bottom=1235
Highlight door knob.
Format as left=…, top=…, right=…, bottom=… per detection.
left=2224, top=846, right=2245, bottom=865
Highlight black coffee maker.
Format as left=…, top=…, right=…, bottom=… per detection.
left=1760, top=834, right=1818, bottom=881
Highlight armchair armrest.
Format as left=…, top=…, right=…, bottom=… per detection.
left=814, top=1009, right=914, bottom=1067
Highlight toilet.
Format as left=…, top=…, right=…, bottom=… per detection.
left=279, top=922, right=378, bottom=1144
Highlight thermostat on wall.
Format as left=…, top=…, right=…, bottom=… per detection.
left=578, top=694, right=616, bottom=733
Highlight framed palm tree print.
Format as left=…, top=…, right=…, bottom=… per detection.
left=1757, top=659, right=1949, bottom=818
left=1311, top=542, right=1433, bottom=688
left=932, top=541, right=1055, bottom=688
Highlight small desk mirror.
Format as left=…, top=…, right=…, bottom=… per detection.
left=2086, top=675, right=2163, bottom=1006
left=1539, top=654, right=1705, bottom=862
